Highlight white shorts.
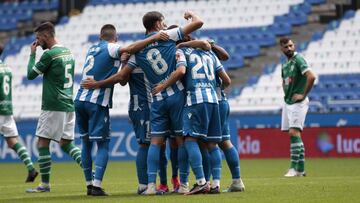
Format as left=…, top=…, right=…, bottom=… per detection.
left=0, top=115, right=18, bottom=138
left=36, top=111, right=75, bottom=142
left=281, top=98, right=309, bottom=132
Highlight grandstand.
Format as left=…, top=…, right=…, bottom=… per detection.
left=1, top=0, right=359, bottom=119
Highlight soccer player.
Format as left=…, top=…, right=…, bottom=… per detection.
left=75, top=24, right=168, bottom=196
left=25, top=22, right=82, bottom=192
left=0, top=46, right=38, bottom=183
left=279, top=37, right=316, bottom=177
left=154, top=39, right=231, bottom=194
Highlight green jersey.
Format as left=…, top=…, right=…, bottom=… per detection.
left=281, top=53, right=310, bottom=105
left=0, top=60, right=13, bottom=115
left=27, top=44, right=75, bottom=112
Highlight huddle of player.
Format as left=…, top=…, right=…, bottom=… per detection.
left=4, top=10, right=245, bottom=196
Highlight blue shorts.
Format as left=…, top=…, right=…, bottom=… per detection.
left=150, top=91, right=184, bottom=138
left=219, top=100, right=230, bottom=141
left=183, top=103, right=222, bottom=143
left=75, top=101, right=110, bottom=141
left=129, top=109, right=150, bottom=145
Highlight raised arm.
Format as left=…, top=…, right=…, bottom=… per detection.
left=211, top=43, right=230, bottom=61
left=217, top=69, right=231, bottom=89
left=177, top=40, right=211, bottom=51
left=182, top=11, right=204, bottom=36
left=120, top=31, right=169, bottom=54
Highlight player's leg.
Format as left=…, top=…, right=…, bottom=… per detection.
left=1, top=115, right=37, bottom=182
left=92, top=140, right=110, bottom=196
left=75, top=101, right=93, bottom=195
left=182, top=104, right=208, bottom=195
left=198, top=141, right=211, bottom=184
left=218, top=100, right=244, bottom=192
left=158, top=142, right=169, bottom=192
left=294, top=99, right=309, bottom=176
left=136, top=143, right=149, bottom=194
left=206, top=104, right=223, bottom=194
left=176, top=135, right=189, bottom=193
left=169, top=137, right=180, bottom=192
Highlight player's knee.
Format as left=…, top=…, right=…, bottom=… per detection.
left=288, top=128, right=301, bottom=137
left=5, top=137, right=17, bottom=148
left=219, top=140, right=233, bottom=150
left=206, top=142, right=218, bottom=150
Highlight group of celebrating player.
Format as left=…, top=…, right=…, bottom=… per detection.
left=7, top=10, right=245, bottom=196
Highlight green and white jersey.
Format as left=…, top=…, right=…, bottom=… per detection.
left=0, top=60, right=13, bottom=115
left=281, top=52, right=310, bottom=105
left=27, top=44, right=75, bottom=112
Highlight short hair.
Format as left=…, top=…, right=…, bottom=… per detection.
left=100, top=24, right=117, bottom=41
left=279, top=37, right=292, bottom=46
left=142, top=11, right=164, bottom=31
left=0, top=45, right=3, bottom=56
left=167, top=25, right=178, bottom=30
left=34, top=22, right=55, bottom=37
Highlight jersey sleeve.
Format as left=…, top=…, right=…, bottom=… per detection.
left=127, top=55, right=138, bottom=69
left=165, top=27, right=184, bottom=42
left=295, top=55, right=310, bottom=75
left=34, top=51, right=52, bottom=74
left=108, top=43, right=121, bottom=59
left=176, top=49, right=187, bottom=69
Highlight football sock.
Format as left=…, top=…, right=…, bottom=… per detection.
left=290, top=136, right=302, bottom=169
left=81, top=140, right=93, bottom=182
left=61, top=142, right=82, bottom=167
left=209, top=147, right=222, bottom=186
left=38, top=147, right=51, bottom=184
left=184, top=140, right=204, bottom=182
left=147, top=144, right=161, bottom=184
left=170, top=146, right=179, bottom=177
left=178, top=144, right=189, bottom=184
left=223, top=146, right=241, bottom=179
left=94, top=140, right=109, bottom=184
left=11, top=142, right=35, bottom=172
left=200, top=148, right=211, bottom=182
left=297, top=140, right=305, bottom=172
left=159, top=145, right=168, bottom=185
left=136, top=145, right=149, bottom=185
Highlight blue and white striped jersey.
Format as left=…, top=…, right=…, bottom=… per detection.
left=216, top=76, right=227, bottom=101
left=127, top=27, right=185, bottom=102
left=75, top=41, right=121, bottom=107
left=128, top=66, right=152, bottom=111
left=177, top=47, right=224, bottom=106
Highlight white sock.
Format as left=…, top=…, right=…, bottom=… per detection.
left=196, top=178, right=206, bottom=185
left=232, top=178, right=241, bottom=184
left=93, top=179, right=102, bottom=187
left=86, top=181, right=92, bottom=186
left=138, top=184, right=147, bottom=190
left=212, top=179, right=220, bottom=188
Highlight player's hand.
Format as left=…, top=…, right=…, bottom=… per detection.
left=155, top=30, right=169, bottom=41
left=30, top=41, right=38, bottom=54
left=121, top=52, right=130, bottom=63
left=151, top=83, right=164, bottom=96
left=292, top=93, right=304, bottom=102
left=176, top=43, right=185, bottom=49
left=81, top=78, right=99, bottom=89
left=184, top=11, right=194, bottom=20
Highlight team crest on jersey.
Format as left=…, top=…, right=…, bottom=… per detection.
left=188, top=113, right=192, bottom=119
left=104, top=116, right=108, bottom=123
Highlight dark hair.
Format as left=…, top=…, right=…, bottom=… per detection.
left=142, top=11, right=164, bottom=31
left=100, top=24, right=117, bottom=41
left=34, top=22, right=55, bottom=37
left=279, top=37, right=291, bottom=45
left=167, top=25, right=178, bottom=30
left=0, top=45, right=3, bottom=56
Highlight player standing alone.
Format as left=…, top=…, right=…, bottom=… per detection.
left=279, top=37, right=316, bottom=177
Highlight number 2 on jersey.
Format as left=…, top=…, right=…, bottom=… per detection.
left=190, top=54, right=215, bottom=80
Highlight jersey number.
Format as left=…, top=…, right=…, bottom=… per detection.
left=190, top=54, right=215, bottom=80
left=82, top=55, right=95, bottom=79
left=64, top=64, right=73, bottom=88
left=146, top=48, right=168, bottom=75
left=3, top=75, right=10, bottom=95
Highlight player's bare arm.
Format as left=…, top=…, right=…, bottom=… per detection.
left=291, top=70, right=316, bottom=102
left=182, top=11, right=204, bottom=36
left=120, top=31, right=169, bottom=54
left=217, top=69, right=231, bottom=88
left=27, top=41, right=41, bottom=80
left=211, top=43, right=230, bottom=61
left=177, top=40, right=211, bottom=51
left=151, top=65, right=186, bottom=95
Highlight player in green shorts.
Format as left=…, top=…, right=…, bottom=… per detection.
left=25, top=22, right=82, bottom=192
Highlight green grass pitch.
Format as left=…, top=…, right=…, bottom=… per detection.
left=0, top=158, right=359, bottom=203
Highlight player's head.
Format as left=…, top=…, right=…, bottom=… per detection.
left=167, top=24, right=193, bottom=44
left=100, top=24, right=117, bottom=42
left=280, top=37, right=295, bottom=58
left=143, top=11, right=167, bottom=33
left=34, top=22, right=55, bottom=50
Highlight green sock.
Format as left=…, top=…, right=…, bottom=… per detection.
left=61, top=143, right=82, bottom=167
left=297, top=143, right=305, bottom=172
left=12, top=143, right=35, bottom=172
left=290, top=136, right=302, bottom=169
left=38, top=147, right=51, bottom=184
